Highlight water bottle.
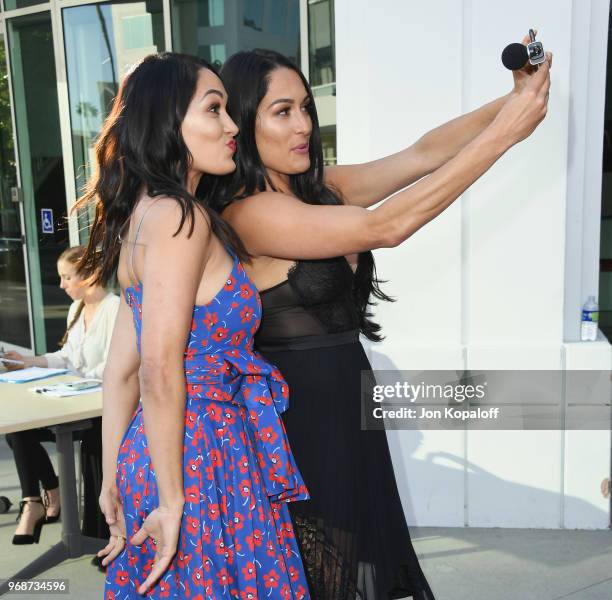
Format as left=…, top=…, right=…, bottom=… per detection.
left=580, top=295, right=599, bottom=341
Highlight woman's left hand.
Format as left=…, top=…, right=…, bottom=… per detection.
left=512, top=31, right=553, bottom=95
left=130, top=505, right=183, bottom=595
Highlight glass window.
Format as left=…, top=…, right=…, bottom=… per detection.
left=269, top=0, right=286, bottom=35
left=243, top=0, right=263, bottom=31
left=122, top=14, right=154, bottom=50
left=4, top=0, right=47, bottom=11
left=8, top=12, right=68, bottom=352
left=199, top=42, right=226, bottom=68
left=62, top=0, right=164, bottom=244
left=172, top=0, right=300, bottom=67
left=0, top=32, right=30, bottom=349
left=308, top=0, right=336, bottom=164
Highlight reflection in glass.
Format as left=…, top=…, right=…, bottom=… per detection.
left=308, top=0, right=336, bottom=164
left=8, top=13, right=68, bottom=352
left=62, top=0, right=164, bottom=243
left=0, top=33, right=30, bottom=348
left=243, top=0, right=263, bottom=31
left=4, top=0, right=45, bottom=11
left=172, top=0, right=300, bottom=68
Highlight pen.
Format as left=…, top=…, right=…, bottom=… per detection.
left=0, top=357, right=25, bottom=365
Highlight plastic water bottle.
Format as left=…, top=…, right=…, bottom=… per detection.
left=581, top=295, right=599, bottom=341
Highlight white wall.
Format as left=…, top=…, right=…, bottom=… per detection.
left=335, top=0, right=611, bottom=528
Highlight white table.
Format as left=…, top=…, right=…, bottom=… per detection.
left=0, top=374, right=105, bottom=595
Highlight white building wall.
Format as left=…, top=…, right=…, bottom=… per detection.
left=335, top=0, right=611, bottom=528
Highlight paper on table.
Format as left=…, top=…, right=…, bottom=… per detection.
left=28, top=383, right=102, bottom=397
left=0, top=366, right=69, bottom=383
left=28, top=378, right=101, bottom=397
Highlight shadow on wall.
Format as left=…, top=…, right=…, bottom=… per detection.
left=369, top=349, right=609, bottom=561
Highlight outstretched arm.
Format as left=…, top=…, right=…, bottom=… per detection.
left=225, top=56, right=550, bottom=260
left=327, top=33, right=550, bottom=209
left=325, top=91, right=511, bottom=209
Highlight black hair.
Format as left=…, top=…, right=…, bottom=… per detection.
left=75, top=51, right=247, bottom=286
left=200, top=48, right=393, bottom=341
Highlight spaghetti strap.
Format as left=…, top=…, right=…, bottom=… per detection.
left=127, top=198, right=162, bottom=287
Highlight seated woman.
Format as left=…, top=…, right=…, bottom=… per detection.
left=3, top=245, right=119, bottom=545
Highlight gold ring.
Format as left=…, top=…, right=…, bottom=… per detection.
left=115, top=534, right=126, bottom=541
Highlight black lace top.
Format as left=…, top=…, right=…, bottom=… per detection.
left=255, top=256, right=361, bottom=345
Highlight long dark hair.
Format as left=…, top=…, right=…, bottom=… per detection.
left=74, top=52, right=247, bottom=286
left=200, top=49, right=393, bottom=341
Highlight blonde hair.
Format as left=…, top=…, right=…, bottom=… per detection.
left=57, top=246, right=88, bottom=348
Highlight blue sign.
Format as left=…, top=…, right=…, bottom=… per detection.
left=41, top=209, right=54, bottom=234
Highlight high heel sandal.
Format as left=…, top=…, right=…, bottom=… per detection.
left=12, top=498, right=46, bottom=545
left=43, top=488, right=61, bottom=524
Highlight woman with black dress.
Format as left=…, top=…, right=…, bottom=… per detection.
left=203, top=45, right=551, bottom=599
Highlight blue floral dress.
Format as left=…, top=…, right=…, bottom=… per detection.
left=104, top=249, right=311, bottom=599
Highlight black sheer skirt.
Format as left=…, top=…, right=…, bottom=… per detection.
left=258, top=337, right=435, bottom=600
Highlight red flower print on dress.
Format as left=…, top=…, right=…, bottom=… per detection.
left=186, top=516, right=199, bottom=536
left=176, top=550, right=191, bottom=569
left=246, top=529, right=263, bottom=552
left=202, top=311, right=218, bottom=329
left=233, top=511, right=245, bottom=531
left=202, top=525, right=212, bottom=544
left=185, top=484, right=199, bottom=503
left=210, top=448, right=222, bottom=468
left=217, top=567, right=234, bottom=587
left=223, top=407, right=237, bottom=425
left=208, top=503, right=220, bottom=520
left=240, top=305, right=254, bottom=323
left=242, top=561, right=256, bottom=580
left=126, top=448, right=140, bottom=465
left=212, top=326, right=229, bottom=341
left=260, top=426, right=278, bottom=444
left=185, top=410, right=198, bottom=430
left=239, top=479, right=252, bottom=499
left=206, top=403, right=222, bottom=422
left=239, top=283, right=253, bottom=299
left=186, top=456, right=202, bottom=477
left=158, top=579, right=170, bottom=597
left=263, top=569, right=280, bottom=588
left=105, top=250, right=311, bottom=599
left=191, top=567, right=204, bottom=587
left=205, top=386, right=223, bottom=401
left=231, top=330, right=246, bottom=346
left=241, top=586, right=258, bottom=600
left=135, top=466, right=145, bottom=484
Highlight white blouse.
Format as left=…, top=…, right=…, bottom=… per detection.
left=44, top=293, right=120, bottom=380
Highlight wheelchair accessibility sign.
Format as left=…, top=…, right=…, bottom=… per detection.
left=41, top=208, right=54, bottom=234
